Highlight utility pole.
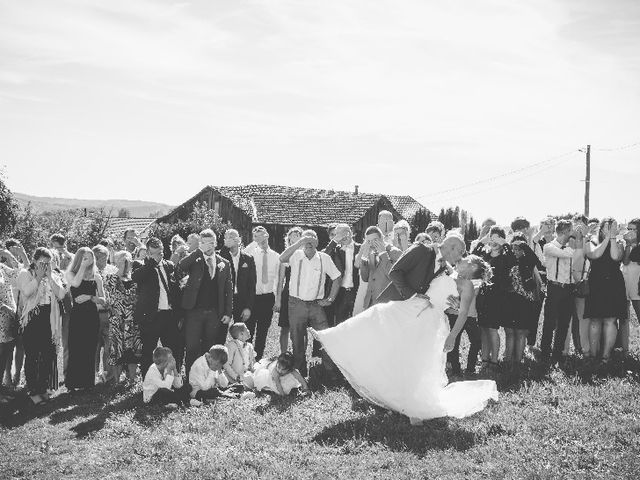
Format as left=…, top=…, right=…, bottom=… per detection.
left=584, top=144, right=591, bottom=217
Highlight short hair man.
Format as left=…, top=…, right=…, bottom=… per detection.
left=241, top=226, right=281, bottom=360
left=50, top=234, right=74, bottom=271
left=279, top=230, right=342, bottom=378
left=359, top=225, right=402, bottom=309
left=177, top=229, right=233, bottom=377
left=540, top=220, right=581, bottom=365
left=132, top=237, right=183, bottom=376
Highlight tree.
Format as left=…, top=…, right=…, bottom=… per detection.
left=117, top=208, right=131, bottom=218
left=410, top=208, right=432, bottom=239
left=148, top=202, right=231, bottom=257
left=0, top=171, right=17, bottom=237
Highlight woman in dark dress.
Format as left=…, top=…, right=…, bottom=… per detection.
left=506, top=236, right=541, bottom=368
left=65, top=247, right=105, bottom=390
left=585, top=217, right=626, bottom=362
left=275, top=227, right=302, bottom=354
left=472, top=225, right=516, bottom=370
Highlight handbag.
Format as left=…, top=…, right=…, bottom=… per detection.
left=574, top=259, right=590, bottom=298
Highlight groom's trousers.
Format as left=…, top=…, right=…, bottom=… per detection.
left=289, top=297, right=335, bottom=377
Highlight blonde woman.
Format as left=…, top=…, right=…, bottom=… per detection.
left=65, top=247, right=105, bottom=391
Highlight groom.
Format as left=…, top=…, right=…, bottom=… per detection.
left=376, top=232, right=466, bottom=305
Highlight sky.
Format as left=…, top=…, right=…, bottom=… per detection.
left=1, top=0, right=639, bottom=224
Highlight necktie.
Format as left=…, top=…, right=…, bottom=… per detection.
left=157, top=264, right=170, bottom=298
left=206, top=256, right=215, bottom=279
left=262, top=250, right=269, bottom=284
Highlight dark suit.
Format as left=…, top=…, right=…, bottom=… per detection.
left=177, top=249, right=233, bottom=374
left=131, top=257, right=183, bottom=376
left=376, top=243, right=438, bottom=304
left=218, top=246, right=257, bottom=321
left=323, top=240, right=361, bottom=324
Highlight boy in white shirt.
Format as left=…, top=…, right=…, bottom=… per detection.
left=143, top=347, right=195, bottom=408
left=224, top=323, right=256, bottom=384
left=189, top=345, right=235, bottom=401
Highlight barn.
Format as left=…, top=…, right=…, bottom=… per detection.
left=156, top=185, right=429, bottom=251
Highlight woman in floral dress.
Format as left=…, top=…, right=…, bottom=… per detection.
left=105, top=251, right=140, bottom=383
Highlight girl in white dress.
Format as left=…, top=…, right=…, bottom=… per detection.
left=311, top=255, right=498, bottom=422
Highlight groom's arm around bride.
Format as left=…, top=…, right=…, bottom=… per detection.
left=375, top=243, right=437, bottom=304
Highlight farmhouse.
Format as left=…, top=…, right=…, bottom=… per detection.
left=157, top=185, right=430, bottom=250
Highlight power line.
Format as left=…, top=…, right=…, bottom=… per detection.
left=426, top=153, right=579, bottom=207
left=414, top=149, right=581, bottom=200
left=592, top=141, right=640, bottom=152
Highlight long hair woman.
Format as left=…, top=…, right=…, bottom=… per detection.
left=65, top=247, right=105, bottom=391
left=16, top=248, right=65, bottom=404
left=584, top=217, right=626, bottom=363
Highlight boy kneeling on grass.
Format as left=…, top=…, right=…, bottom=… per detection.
left=143, top=347, right=196, bottom=409
left=189, top=345, right=240, bottom=403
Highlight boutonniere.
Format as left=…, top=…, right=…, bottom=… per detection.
left=217, top=262, right=225, bottom=270
left=241, top=263, right=248, bottom=268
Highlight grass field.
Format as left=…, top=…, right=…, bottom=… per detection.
left=1, top=313, right=640, bottom=480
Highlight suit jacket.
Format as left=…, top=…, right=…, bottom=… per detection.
left=218, top=246, right=257, bottom=312
left=323, top=240, right=361, bottom=290
left=360, top=245, right=403, bottom=309
left=376, top=243, right=438, bottom=303
left=131, top=257, right=179, bottom=326
left=177, top=249, right=233, bottom=318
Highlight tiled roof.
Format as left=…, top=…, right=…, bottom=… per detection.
left=159, top=184, right=432, bottom=227
left=212, top=185, right=389, bottom=227
left=385, top=195, right=430, bottom=220
left=104, top=217, right=155, bottom=239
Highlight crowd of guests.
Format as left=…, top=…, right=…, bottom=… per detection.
left=0, top=210, right=639, bottom=411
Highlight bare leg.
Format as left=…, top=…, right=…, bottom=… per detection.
left=601, top=318, right=618, bottom=360
left=12, top=338, right=25, bottom=386
left=126, top=364, right=138, bottom=382
left=589, top=319, right=602, bottom=358
left=503, top=328, right=515, bottom=364
left=575, top=298, right=589, bottom=356
left=617, top=317, right=629, bottom=354
left=279, top=327, right=290, bottom=354
left=489, top=328, right=500, bottom=363
left=514, top=330, right=528, bottom=364
left=480, top=328, right=491, bottom=362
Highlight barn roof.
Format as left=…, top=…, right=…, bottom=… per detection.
left=104, top=217, right=156, bottom=239
left=158, top=184, right=429, bottom=227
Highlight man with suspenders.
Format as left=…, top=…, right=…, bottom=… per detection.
left=279, top=230, right=342, bottom=377
left=541, top=219, right=581, bottom=365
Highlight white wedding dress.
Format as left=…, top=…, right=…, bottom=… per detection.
left=311, top=275, right=498, bottom=420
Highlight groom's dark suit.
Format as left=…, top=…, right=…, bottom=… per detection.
left=375, top=243, right=439, bottom=303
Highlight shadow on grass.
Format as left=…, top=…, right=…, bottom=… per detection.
left=312, top=412, right=482, bottom=455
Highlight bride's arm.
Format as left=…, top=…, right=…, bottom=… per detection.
left=444, top=280, right=474, bottom=352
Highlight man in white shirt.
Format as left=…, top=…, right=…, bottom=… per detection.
left=280, top=230, right=342, bottom=377
left=243, top=226, right=281, bottom=360
left=541, top=219, right=582, bottom=365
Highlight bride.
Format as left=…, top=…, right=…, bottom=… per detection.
left=311, top=254, right=498, bottom=423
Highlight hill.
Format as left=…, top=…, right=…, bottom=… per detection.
left=13, top=192, right=172, bottom=218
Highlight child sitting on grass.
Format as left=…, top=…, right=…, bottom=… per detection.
left=142, top=347, right=194, bottom=408
left=189, top=345, right=237, bottom=402
left=250, top=352, right=309, bottom=396
left=224, top=323, right=256, bottom=384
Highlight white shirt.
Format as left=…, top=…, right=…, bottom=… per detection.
left=544, top=240, right=576, bottom=284
left=142, top=363, right=183, bottom=403
left=201, top=252, right=216, bottom=279
left=156, top=263, right=170, bottom=310
left=231, top=250, right=241, bottom=294
left=249, top=247, right=281, bottom=295
left=341, top=243, right=355, bottom=289
left=434, top=249, right=443, bottom=275
left=289, top=249, right=341, bottom=301
left=189, top=355, right=229, bottom=398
